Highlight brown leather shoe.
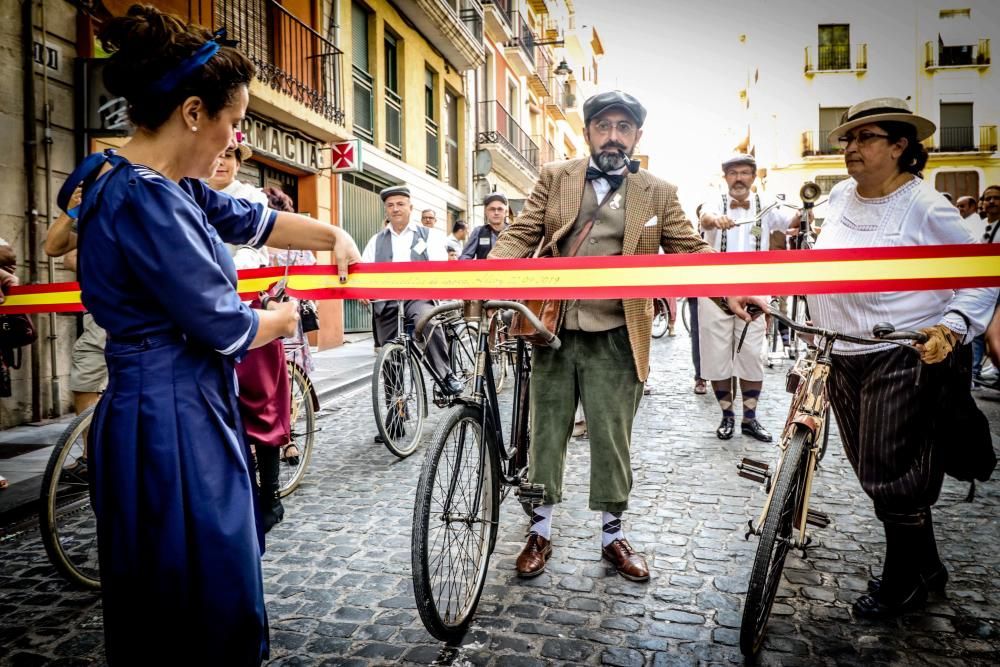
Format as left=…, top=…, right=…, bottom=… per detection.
left=516, top=533, right=552, bottom=578
left=602, top=538, right=650, bottom=582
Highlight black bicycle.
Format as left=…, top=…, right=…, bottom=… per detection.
left=410, top=300, right=558, bottom=642
left=371, top=300, right=478, bottom=458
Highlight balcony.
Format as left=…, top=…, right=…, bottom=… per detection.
left=478, top=100, right=540, bottom=191
left=801, top=129, right=844, bottom=157
left=215, top=0, right=345, bottom=125
left=925, top=39, right=991, bottom=70
left=393, top=0, right=485, bottom=71
left=504, top=12, right=537, bottom=77
left=927, top=125, right=998, bottom=153
left=545, top=79, right=571, bottom=121
left=804, top=43, right=868, bottom=75
left=532, top=135, right=560, bottom=168
left=482, top=0, right=513, bottom=42
left=527, top=46, right=552, bottom=98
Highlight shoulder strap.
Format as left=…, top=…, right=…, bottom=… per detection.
left=987, top=222, right=999, bottom=244
left=565, top=188, right=619, bottom=258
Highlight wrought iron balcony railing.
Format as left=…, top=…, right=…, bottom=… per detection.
left=478, top=100, right=539, bottom=174
left=925, top=39, right=991, bottom=69
left=804, top=43, right=867, bottom=74
left=215, top=0, right=345, bottom=124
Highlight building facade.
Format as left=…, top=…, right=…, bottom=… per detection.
left=736, top=0, right=998, bottom=208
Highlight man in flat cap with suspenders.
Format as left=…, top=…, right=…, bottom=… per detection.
left=490, top=91, right=768, bottom=582
left=461, top=192, right=510, bottom=260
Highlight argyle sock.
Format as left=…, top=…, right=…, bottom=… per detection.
left=741, top=379, right=763, bottom=423
left=529, top=504, right=553, bottom=540
left=712, top=378, right=736, bottom=418
left=601, top=511, right=624, bottom=547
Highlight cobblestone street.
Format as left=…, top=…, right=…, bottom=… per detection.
left=1, top=332, right=998, bottom=666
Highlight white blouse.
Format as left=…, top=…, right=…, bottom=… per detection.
left=808, top=177, right=997, bottom=355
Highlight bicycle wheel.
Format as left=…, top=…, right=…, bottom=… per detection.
left=651, top=299, right=669, bottom=339
left=279, top=362, right=317, bottom=497
left=412, top=404, right=498, bottom=643
left=39, top=407, right=101, bottom=590
left=372, top=342, right=426, bottom=458
left=682, top=298, right=691, bottom=334
left=740, top=426, right=811, bottom=656
left=449, top=322, right=479, bottom=389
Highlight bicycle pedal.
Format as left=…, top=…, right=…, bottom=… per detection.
left=737, top=458, right=771, bottom=485
left=805, top=508, right=830, bottom=529
left=515, top=482, right=545, bottom=505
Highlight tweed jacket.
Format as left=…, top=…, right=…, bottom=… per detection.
left=490, top=157, right=712, bottom=381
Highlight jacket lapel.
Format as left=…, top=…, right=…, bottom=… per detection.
left=548, top=159, right=589, bottom=254
left=622, top=171, right=654, bottom=256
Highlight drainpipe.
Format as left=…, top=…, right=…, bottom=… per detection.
left=22, top=0, right=41, bottom=422
left=40, top=0, right=60, bottom=418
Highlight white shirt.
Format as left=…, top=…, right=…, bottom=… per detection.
left=959, top=212, right=986, bottom=242
left=589, top=158, right=627, bottom=203
left=808, top=177, right=998, bottom=354
left=699, top=192, right=788, bottom=253
left=221, top=180, right=271, bottom=269
left=361, top=221, right=449, bottom=263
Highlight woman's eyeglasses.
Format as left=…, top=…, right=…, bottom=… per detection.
left=837, top=131, right=890, bottom=148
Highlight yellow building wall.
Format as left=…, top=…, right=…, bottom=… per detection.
left=342, top=0, right=468, bottom=193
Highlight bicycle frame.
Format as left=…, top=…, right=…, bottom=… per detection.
left=384, top=299, right=467, bottom=404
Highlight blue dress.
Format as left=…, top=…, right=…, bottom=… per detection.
left=77, top=152, right=276, bottom=665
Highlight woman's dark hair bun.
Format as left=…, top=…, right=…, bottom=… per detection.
left=98, top=4, right=253, bottom=131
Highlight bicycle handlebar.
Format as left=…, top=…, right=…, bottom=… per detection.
left=413, top=300, right=562, bottom=350
left=766, top=303, right=928, bottom=347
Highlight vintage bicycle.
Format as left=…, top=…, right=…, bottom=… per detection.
left=410, top=300, right=558, bottom=642
left=736, top=305, right=927, bottom=656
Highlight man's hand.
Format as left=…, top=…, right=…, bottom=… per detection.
left=332, top=226, right=361, bottom=283
left=0, top=243, right=15, bottom=270
left=726, top=295, right=770, bottom=323
left=0, top=267, right=19, bottom=304
left=916, top=324, right=958, bottom=364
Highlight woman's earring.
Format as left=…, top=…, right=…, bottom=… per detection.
left=191, top=126, right=198, bottom=132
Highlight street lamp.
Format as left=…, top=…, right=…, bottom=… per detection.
left=554, top=59, right=572, bottom=82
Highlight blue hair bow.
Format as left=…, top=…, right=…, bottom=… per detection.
left=147, top=28, right=229, bottom=96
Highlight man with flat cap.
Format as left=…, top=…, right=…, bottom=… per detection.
left=697, top=155, right=799, bottom=444
left=360, top=185, right=464, bottom=401
left=490, top=90, right=768, bottom=582
left=461, top=192, right=510, bottom=259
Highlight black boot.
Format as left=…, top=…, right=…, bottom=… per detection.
left=868, top=508, right=947, bottom=595
left=257, top=446, right=285, bottom=533
left=854, top=518, right=928, bottom=618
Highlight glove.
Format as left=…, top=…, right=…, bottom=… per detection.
left=917, top=324, right=958, bottom=364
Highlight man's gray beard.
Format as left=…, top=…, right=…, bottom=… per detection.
left=593, top=150, right=626, bottom=172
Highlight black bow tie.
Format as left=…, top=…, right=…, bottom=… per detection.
left=586, top=166, right=624, bottom=191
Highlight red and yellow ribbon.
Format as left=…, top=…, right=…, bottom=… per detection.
left=2, top=245, right=999, bottom=315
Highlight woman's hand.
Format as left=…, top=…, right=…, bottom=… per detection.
left=332, top=226, right=361, bottom=283
left=270, top=299, right=300, bottom=338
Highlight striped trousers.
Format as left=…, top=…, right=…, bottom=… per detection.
left=827, top=346, right=950, bottom=523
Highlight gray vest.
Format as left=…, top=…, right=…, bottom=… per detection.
left=558, top=178, right=629, bottom=332
left=374, top=225, right=430, bottom=262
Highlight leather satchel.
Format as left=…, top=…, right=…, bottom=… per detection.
left=509, top=189, right=615, bottom=346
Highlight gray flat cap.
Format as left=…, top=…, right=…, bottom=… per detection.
left=583, top=91, right=647, bottom=127
left=379, top=185, right=411, bottom=201
left=721, top=154, right=756, bottom=172
left=483, top=192, right=508, bottom=206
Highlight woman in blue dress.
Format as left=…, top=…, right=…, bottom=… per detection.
left=71, top=6, right=359, bottom=664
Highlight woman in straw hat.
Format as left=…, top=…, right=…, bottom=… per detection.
left=806, top=98, right=997, bottom=618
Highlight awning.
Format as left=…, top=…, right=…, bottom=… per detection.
left=938, top=17, right=975, bottom=47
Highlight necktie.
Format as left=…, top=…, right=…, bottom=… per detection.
left=729, top=199, right=750, bottom=209
left=586, top=166, right=624, bottom=191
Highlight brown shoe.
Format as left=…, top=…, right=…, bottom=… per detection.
left=516, top=533, right=552, bottom=578
left=602, top=538, right=650, bottom=582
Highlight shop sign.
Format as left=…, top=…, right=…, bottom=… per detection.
left=329, top=139, right=363, bottom=173
left=241, top=114, right=326, bottom=173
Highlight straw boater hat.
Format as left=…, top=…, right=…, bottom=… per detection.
left=827, top=97, right=936, bottom=145
left=234, top=139, right=252, bottom=162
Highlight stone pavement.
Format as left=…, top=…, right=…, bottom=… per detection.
left=1, top=331, right=999, bottom=666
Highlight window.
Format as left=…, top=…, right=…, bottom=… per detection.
left=940, top=102, right=974, bottom=151
left=818, top=106, right=848, bottom=154
left=934, top=170, right=979, bottom=200
left=425, top=67, right=439, bottom=177
left=384, top=32, right=402, bottom=158
left=938, top=11, right=976, bottom=66
left=818, top=24, right=850, bottom=70
left=816, top=175, right=849, bottom=195
left=351, top=2, right=374, bottom=143
left=444, top=90, right=460, bottom=189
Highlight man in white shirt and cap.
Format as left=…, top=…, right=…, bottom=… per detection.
left=698, top=154, right=799, bottom=442
left=360, top=185, right=463, bottom=398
